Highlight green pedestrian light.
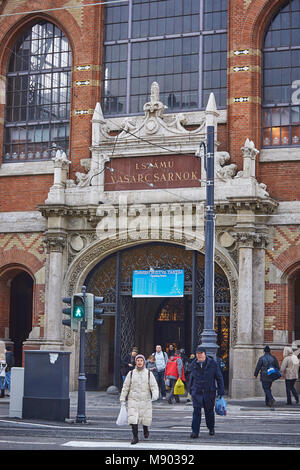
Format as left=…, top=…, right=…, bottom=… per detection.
left=72, top=294, right=85, bottom=321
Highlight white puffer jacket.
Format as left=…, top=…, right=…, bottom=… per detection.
left=120, top=367, right=159, bottom=426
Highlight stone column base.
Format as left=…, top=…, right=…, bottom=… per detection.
left=230, top=345, right=257, bottom=398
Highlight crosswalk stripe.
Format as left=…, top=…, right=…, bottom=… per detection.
left=61, top=440, right=299, bottom=450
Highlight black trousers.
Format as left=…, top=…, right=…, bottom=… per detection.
left=191, top=394, right=215, bottom=433
left=285, top=379, right=299, bottom=403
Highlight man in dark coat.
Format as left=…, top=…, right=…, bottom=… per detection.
left=121, top=347, right=138, bottom=382
left=254, top=345, right=280, bottom=407
left=188, top=346, right=224, bottom=437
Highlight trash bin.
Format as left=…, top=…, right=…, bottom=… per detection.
left=22, top=350, right=71, bottom=421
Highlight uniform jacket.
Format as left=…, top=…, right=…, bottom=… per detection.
left=120, top=367, right=159, bottom=426
left=254, top=352, right=280, bottom=383
left=280, top=347, right=300, bottom=380
left=188, top=357, right=224, bottom=408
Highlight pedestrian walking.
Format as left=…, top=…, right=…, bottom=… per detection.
left=280, top=346, right=299, bottom=405
left=188, top=346, right=224, bottom=437
left=254, top=345, right=280, bottom=407
left=167, top=344, right=175, bottom=357
left=5, top=346, right=14, bottom=396
left=120, top=346, right=138, bottom=382
left=185, top=353, right=195, bottom=400
left=0, top=359, right=6, bottom=398
left=120, top=354, right=159, bottom=445
left=152, top=345, right=168, bottom=399
left=146, top=355, right=157, bottom=375
left=165, top=349, right=185, bottom=404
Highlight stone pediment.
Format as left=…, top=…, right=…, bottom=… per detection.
left=91, top=82, right=208, bottom=156
left=44, top=82, right=276, bottom=211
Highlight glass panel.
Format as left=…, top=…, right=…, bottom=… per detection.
left=281, top=126, right=290, bottom=145
left=272, top=127, right=281, bottom=145
left=292, top=125, right=300, bottom=144
left=263, top=127, right=271, bottom=146
left=262, top=0, right=300, bottom=146
left=4, top=21, right=71, bottom=161
left=103, top=0, right=227, bottom=116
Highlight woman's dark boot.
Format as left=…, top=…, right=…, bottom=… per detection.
left=0, top=390, right=4, bottom=398
left=131, top=424, right=139, bottom=445
left=143, top=426, right=149, bottom=439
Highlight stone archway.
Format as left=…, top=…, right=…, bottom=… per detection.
left=63, top=235, right=238, bottom=390
left=0, top=266, right=34, bottom=366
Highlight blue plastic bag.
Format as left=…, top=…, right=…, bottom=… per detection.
left=215, top=396, right=227, bottom=416
left=267, top=367, right=281, bottom=381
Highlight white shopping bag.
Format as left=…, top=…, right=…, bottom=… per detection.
left=116, top=403, right=128, bottom=426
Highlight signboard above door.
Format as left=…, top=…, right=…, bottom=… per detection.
left=132, top=269, right=184, bottom=297
left=104, top=155, right=200, bottom=191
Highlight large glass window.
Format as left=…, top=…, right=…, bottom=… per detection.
left=262, top=0, right=300, bottom=147
left=4, top=21, right=71, bottom=162
left=102, top=0, right=227, bottom=116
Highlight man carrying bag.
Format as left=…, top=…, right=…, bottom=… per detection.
left=254, top=345, right=280, bottom=408
left=188, top=346, right=224, bottom=437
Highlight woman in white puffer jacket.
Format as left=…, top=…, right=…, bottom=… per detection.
left=120, top=354, right=159, bottom=444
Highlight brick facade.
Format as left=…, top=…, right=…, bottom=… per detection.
left=0, top=1, right=299, bottom=387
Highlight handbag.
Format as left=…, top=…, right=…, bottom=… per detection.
left=267, top=367, right=282, bottom=381
left=116, top=403, right=128, bottom=426
left=215, top=396, right=227, bottom=416
left=173, top=378, right=185, bottom=395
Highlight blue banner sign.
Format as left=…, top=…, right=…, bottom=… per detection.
left=132, top=269, right=184, bottom=297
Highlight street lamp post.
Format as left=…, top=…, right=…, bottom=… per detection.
left=199, top=125, right=218, bottom=358
left=76, top=285, right=87, bottom=423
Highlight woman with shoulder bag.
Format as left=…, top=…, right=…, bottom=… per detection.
left=120, top=354, right=159, bottom=444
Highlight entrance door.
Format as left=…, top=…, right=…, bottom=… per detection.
left=9, top=271, right=33, bottom=366
left=153, top=297, right=191, bottom=353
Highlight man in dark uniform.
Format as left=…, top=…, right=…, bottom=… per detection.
left=188, top=346, right=224, bottom=437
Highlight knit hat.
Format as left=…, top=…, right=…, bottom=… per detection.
left=264, top=345, right=270, bottom=353
left=135, top=354, right=145, bottom=362
left=196, top=346, right=206, bottom=354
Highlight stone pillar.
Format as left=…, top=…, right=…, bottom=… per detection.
left=252, top=234, right=268, bottom=345
left=231, top=231, right=257, bottom=398
left=236, top=233, right=254, bottom=345
left=42, top=235, right=66, bottom=349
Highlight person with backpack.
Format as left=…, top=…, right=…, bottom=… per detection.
left=254, top=345, right=280, bottom=407
left=152, top=345, right=168, bottom=399
left=120, top=354, right=159, bottom=445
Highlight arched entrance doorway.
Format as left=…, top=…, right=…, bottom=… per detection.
left=84, top=242, right=230, bottom=390
left=9, top=271, right=34, bottom=366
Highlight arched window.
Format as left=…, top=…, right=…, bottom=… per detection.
left=262, top=0, right=300, bottom=147
left=4, top=21, right=72, bottom=162
left=102, top=0, right=227, bottom=116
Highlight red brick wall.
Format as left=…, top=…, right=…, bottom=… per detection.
left=0, top=175, right=53, bottom=212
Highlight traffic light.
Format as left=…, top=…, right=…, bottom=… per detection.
left=94, top=296, right=104, bottom=327
left=62, top=297, right=72, bottom=328
left=62, top=294, right=85, bottom=331
left=85, top=294, right=104, bottom=331
left=72, top=293, right=85, bottom=321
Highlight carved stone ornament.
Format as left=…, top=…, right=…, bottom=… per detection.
left=232, top=231, right=269, bottom=249
left=91, top=82, right=206, bottom=148
left=43, top=235, right=66, bottom=253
